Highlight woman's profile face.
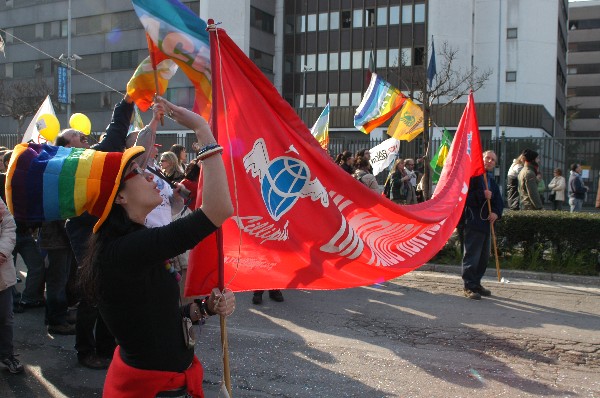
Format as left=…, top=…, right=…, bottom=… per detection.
left=119, top=162, right=162, bottom=214
left=179, top=149, right=187, bottom=162
left=160, top=157, right=172, bottom=171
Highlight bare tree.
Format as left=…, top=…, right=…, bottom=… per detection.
left=0, top=79, right=52, bottom=136
left=390, top=41, right=492, bottom=199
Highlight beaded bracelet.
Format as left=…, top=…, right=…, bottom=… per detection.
left=196, top=143, right=220, bottom=157
left=196, top=145, right=223, bottom=162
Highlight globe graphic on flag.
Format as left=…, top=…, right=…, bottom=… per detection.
left=261, top=157, right=309, bottom=221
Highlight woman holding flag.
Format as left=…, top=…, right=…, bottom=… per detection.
left=76, top=97, right=235, bottom=397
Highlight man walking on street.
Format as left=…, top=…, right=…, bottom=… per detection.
left=568, top=163, right=588, bottom=212
left=461, top=150, right=504, bottom=300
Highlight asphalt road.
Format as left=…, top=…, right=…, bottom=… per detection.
left=2, top=269, right=599, bottom=397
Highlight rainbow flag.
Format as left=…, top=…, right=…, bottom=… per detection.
left=354, top=73, right=406, bottom=134
left=387, top=99, right=424, bottom=142
left=310, top=103, right=330, bottom=150
left=127, top=56, right=179, bottom=112
left=132, top=0, right=211, bottom=118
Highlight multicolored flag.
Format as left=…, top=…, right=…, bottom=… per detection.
left=387, top=99, right=424, bottom=141
left=184, top=28, right=482, bottom=296
left=354, top=73, right=406, bottom=134
left=132, top=0, right=211, bottom=118
left=127, top=105, right=145, bottom=136
left=310, top=103, right=330, bottom=150
left=126, top=56, right=179, bottom=112
left=369, top=137, right=400, bottom=176
left=430, top=128, right=453, bottom=184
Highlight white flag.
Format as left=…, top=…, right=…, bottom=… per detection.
left=0, top=35, right=5, bottom=57
left=22, top=96, right=56, bottom=143
left=369, top=137, right=400, bottom=176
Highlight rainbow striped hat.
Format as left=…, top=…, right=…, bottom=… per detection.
left=6, top=143, right=144, bottom=233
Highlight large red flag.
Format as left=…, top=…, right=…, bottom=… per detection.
left=185, top=28, right=482, bottom=296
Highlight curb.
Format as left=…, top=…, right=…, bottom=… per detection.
left=420, top=263, right=600, bottom=287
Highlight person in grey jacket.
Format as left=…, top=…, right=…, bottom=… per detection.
left=568, top=163, right=588, bottom=212
left=0, top=200, right=24, bottom=374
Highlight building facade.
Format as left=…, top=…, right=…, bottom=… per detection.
left=567, top=0, right=600, bottom=138
left=0, top=0, right=568, bottom=144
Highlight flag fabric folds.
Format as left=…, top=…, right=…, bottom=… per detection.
left=127, top=105, right=145, bottom=136
left=310, top=103, right=330, bottom=150
left=386, top=99, right=424, bottom=141
left=185, top=28, right=483, bottom=296
left=126, top=57, right=179, bottom=112
left=427, top=38, right=437, bottom=87
left=430, top=128, right=453, bottom=184
left=369, top=137, right=400, bottom=177
left=22, top=96, right=56, bottom=144
left=132, top=0, right=211, bottom=118
left=354, top=73, right=406, bottom=134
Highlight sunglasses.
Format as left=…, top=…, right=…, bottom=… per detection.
left=123, top=166, right=148, bottom=181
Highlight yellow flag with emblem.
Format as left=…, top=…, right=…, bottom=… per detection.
left=386, top=99, right=424, bottom=141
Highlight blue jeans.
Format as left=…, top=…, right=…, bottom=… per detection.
left=45, top=249, right=73, bottom=326
left=13, top=232, right=46, bottom=304
left=0, top=288, right=14, bottom=358
left=569, top=197, right=583, bottom=212
left=462, top=225, right=491, bottom=290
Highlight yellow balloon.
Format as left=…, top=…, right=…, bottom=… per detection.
left=36, top=113, right=60, bottom=142
left=69, top=113, right=92, bottom=135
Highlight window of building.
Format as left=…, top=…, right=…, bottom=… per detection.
left=402, top=5, right=412, bottom=24
left=306, top=54, right=316, bottom=70
left=12, top=60, right=36, bottom=78
left=250, top=7, right=275, bottom=34
left=317, top=93, right=327, bottom=107
left=73, top=93, right=101, bottom=112
left=166, top=87, right=194, bottom=109
left=329, top=93, right=338, bottom=107
left=111, top=50, right=138, bottom=70
left=390, top=48, right=400, bottom=67
left=318, top=13, right=328, bottom=31
left=329, top=52, right=339, bottom=70
left=568, top=66, right=577, bottom=75
left=414, top=47, right=425, bottom=66
left=285, top=15, right=295, bottom=34
left=376, top=49, right=387, bottom=68
left=112, top=11, right=140, bottom=31
left=318, top=53, right=328, bottom=71
left=330, top=11, right=340, bottom=30
left=399, top=48, right=411, bottom=66
left=306, top=94, right=315, bottom=107
left=13, top=25, right=36, bottom=42
left=284, top=55, right=293, bottom=73
left=352, top=92, right=362, bottom=106
left=390, top=6, right=400, bottom=25
left=342, top=11, right=352, bottom=28
left=366, top=9, right=375, bottom=27
left=507, top=28, right=517, bottom=39
left=352, top=50, right=362, bottom=69
left=340, top=93, right=350, bottom=106
left=307, top=14, right=317, bottom=32
left=76, top=54, right=103, bottom=73
left=297, top=15, right=305, bottom=33
left=364, top=51, right=372, bottom=70
left=75, top=15, right=103, bottom=36
left=297, top=54, right=305, bottom=71
left=415, top=4, right=425, bottom=23
left=250, top=48, right=274, bottom=73
left=61, top=20, right=68, bottom=37
left=377, top=7, right=387, bottom=26
left=340, top=51, right=351, bottom=70
left=506, top=71, right=517, bottom=82
left=353, top=9, right=363, bottom=28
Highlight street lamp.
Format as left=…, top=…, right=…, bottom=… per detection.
left=58, top=0, right=81, bottom=120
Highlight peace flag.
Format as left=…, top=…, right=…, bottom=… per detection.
left=310, top=103, right=330, bottom=151
left=132, top=0, right=211, bottom=118
left=126, top=57, right=179, bottom=112
left=354, top=73, right=406, bottom=134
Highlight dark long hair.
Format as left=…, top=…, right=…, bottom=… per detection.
left=78, top=203, right=142, bottom=303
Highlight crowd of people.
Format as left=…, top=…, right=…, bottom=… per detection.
left=0, top=95, right=235, bottom=398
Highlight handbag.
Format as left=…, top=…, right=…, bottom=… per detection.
left=549, top=192, right=556, bottom=201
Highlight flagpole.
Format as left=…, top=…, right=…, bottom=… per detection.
left=208, top=19, right=233, bottom=397
left=145, top=33, right=164, bottom=126
left=482, top=173, right=502, bottom=282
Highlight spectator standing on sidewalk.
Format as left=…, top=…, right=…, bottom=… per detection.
left=568, top=163, right=589, bottom=212
left=0, top=200, right=24, bottom=374
left=547, top=168, right=566, bottom=211
left=461, top=150, right=503, bottom=300
left=518, top=149, right=543, bottom=210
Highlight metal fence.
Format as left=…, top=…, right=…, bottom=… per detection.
left=2, top=133, right=599, bottom=209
